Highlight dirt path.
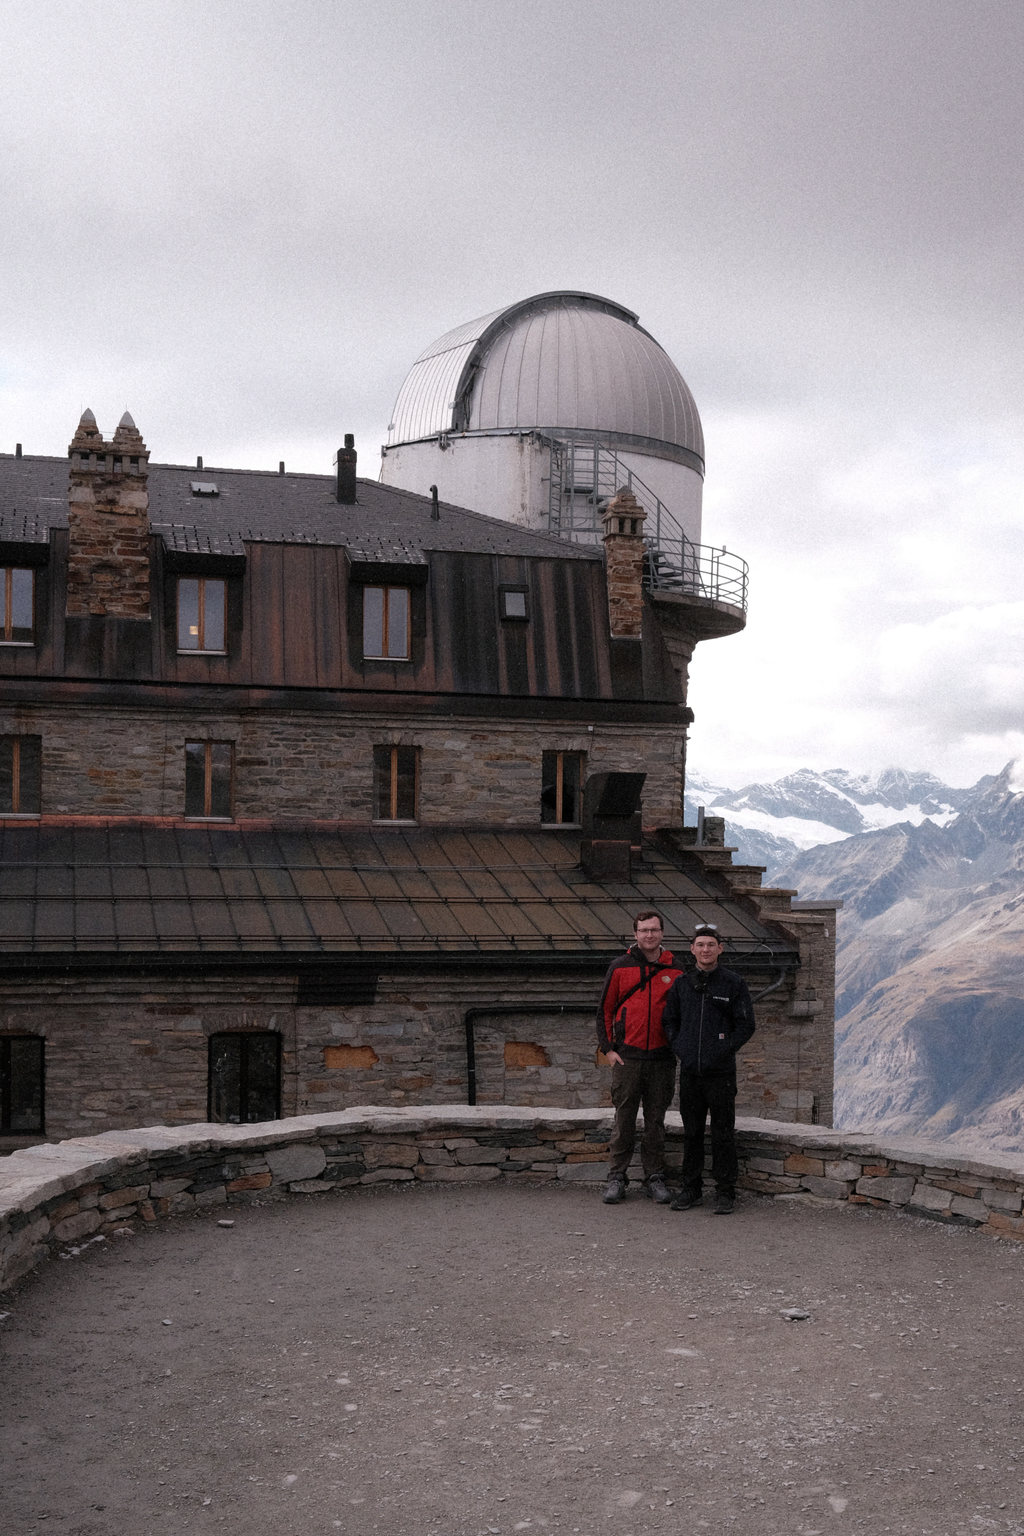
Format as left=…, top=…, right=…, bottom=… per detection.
left=2, top=1183, right=1023, bottom=1535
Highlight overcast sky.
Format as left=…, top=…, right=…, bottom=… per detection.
left=2, top=0, right=1022, bottom=790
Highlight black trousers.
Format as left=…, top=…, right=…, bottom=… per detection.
left=678, top=1070, right=738, bottom=1197
left=608, top=1056, right=676, bottom=1180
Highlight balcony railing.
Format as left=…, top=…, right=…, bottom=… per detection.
left=546, top=438, right=748, bottom=614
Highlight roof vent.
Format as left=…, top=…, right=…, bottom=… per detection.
left=190, top=481, right=219, bottom=497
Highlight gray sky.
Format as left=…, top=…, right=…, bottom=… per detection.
left=3, top=0, right=1022, bottom=788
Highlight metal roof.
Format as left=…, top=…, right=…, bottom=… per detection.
left=0, top=821, right=792, bottom=961
left=385, top=291, right=704, bottom=463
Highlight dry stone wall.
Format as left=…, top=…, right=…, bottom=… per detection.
left=3, top=1109, right=1023, bottom=1291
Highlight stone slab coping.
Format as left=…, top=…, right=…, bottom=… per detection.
left=3, top=1109, right=1023, bottom=1211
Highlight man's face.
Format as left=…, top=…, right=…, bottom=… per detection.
left=634, top=918, right=663, bottom=958
left=691, top=936, right=723, bottom=972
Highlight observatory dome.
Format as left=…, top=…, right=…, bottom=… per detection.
left=386, top=292, right=703, bottom=469
left=380, top=291, right=706, bottom=547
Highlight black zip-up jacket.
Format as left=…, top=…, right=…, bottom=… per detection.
left=661, top=964, right=755, bottom=1076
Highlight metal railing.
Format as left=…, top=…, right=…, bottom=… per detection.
left=546, top=438, right=748, bottom=612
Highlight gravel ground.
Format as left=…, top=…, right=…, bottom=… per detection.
left=2, top=1183, right=1024, bottom=1536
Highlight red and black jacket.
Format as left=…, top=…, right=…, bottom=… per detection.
left=595, top=945, right=684, bottom=1060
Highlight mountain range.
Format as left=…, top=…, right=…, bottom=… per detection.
left=686, top=761, right=1024, bottom=1156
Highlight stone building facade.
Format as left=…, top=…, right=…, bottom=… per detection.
left=0, top=407, right=837, bottom=1146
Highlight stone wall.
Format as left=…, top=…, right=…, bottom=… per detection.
left=0, top=942, right=827, bottom=1141
left=3, top=1108, right=1023, bottom=1290
left=0, top=702, right=683, bottom=825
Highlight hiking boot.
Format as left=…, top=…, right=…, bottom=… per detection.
left=602, top=1174, right=627, bottom=1205
left=713, top=1192, right=735, bottom=1215
left=647, top=1177, right=672, bottom=1205
left=670, top=1189, right=702, bottom=1211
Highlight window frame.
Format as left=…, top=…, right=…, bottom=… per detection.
left=0, top=734, right=42, bottom=816
left=498, top=583, right=530, bottom=622
left=541, top=750, right=585, bottom=827
left=184, top=739, right=235, bottom=820
left=176, top=575, right=227, bottom=654
left=1, top=566, right=35, bottom=645
left=373, top=743, right=419, bottom=822
left=0, top=1035, right=45, bottom=1135
left=362, top=585, right=411, bottom=661
left=207, top=1031, right=282, bottom=1125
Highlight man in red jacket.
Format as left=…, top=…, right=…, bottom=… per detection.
left=596, top=910, right=684, bottom=1205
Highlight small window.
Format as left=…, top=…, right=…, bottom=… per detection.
left=208, top=1032, right=281, bottom=1124
left=184, top=741, right=233, bottom=818
left=0, top=736, right=42, bottom=815
left=1, top=1036, right=44, bottom=1134
left=177, top=577, right=226, bottom=652
left=373, top=744, right=418, bottom=821
left=500, top=586, right=528, bottom=621
left=541, top=751, right=584, bottom=825
left=363, top=586, right=410, bottom=659
left=1, top=567, right=34, bottom=644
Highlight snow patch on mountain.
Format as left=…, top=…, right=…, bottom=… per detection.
left=685, top=764, right=971, bottom=880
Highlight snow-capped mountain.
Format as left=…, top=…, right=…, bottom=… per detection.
left=684, top=766, right=992, bottom=882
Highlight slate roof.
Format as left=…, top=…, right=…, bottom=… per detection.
left=0, top=454, right=598, bottom=563
left=0, top=821, right=794, bottom=964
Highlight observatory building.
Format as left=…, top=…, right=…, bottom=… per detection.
left=0, top=298, right=836, bottom=1146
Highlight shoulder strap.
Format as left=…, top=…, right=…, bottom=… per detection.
left=615, top=955, right=673, bottom=1011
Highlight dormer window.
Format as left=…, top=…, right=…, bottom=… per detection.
left=1, top=568, right=34, bottom=644
left=363, top=585, right=410, bottom=660
left=190, top=481, right=219, bottom=498
left=177, top=577, right=226, bottom=652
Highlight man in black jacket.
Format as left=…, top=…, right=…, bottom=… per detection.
left=661, top=924, right=755, bottom=1215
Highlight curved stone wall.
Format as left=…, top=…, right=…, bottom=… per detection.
left=3, top=1109, right=1023, bottom=1290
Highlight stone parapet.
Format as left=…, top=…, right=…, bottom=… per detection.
left=3, top=1110, right=1023, bottom=1290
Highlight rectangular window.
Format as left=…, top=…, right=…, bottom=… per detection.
left=184, top=741, right=233, bottom=818
left=1, top=567, right=34, bottom=644
left=541, top=751, right=584, bottom=825
left=208, top=1032, right=281, bottom=1124
left=373, top=744, right=418, bottom=821
left=1, top=1036, right=44, bottom=1134
left=363, top=586, right=410, bottom=659
left=177, top=577, right=226, bottom=652
left=0, top=736, right=42, bottom=815
left=499, top=586, right=529, bottom=620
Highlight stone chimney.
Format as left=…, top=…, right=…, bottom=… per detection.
left=601, top=487, right=646, bottom=639
left=66, top=409, right=151, bottom=618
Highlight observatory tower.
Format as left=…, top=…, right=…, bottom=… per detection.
left=380, top=290, right=745, bottom=622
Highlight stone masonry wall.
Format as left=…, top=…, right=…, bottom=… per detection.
left=3, top=1108, right=1024, bottom=1291
left=0, top=945, right=821, bottom=1143
left=0, top=702, right=683, bottom=826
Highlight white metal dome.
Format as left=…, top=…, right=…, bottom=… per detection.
left=385, top=291, right=704, bottom=470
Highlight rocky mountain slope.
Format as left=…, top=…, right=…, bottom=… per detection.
left=770, top=763, right=1024, bottom=1155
